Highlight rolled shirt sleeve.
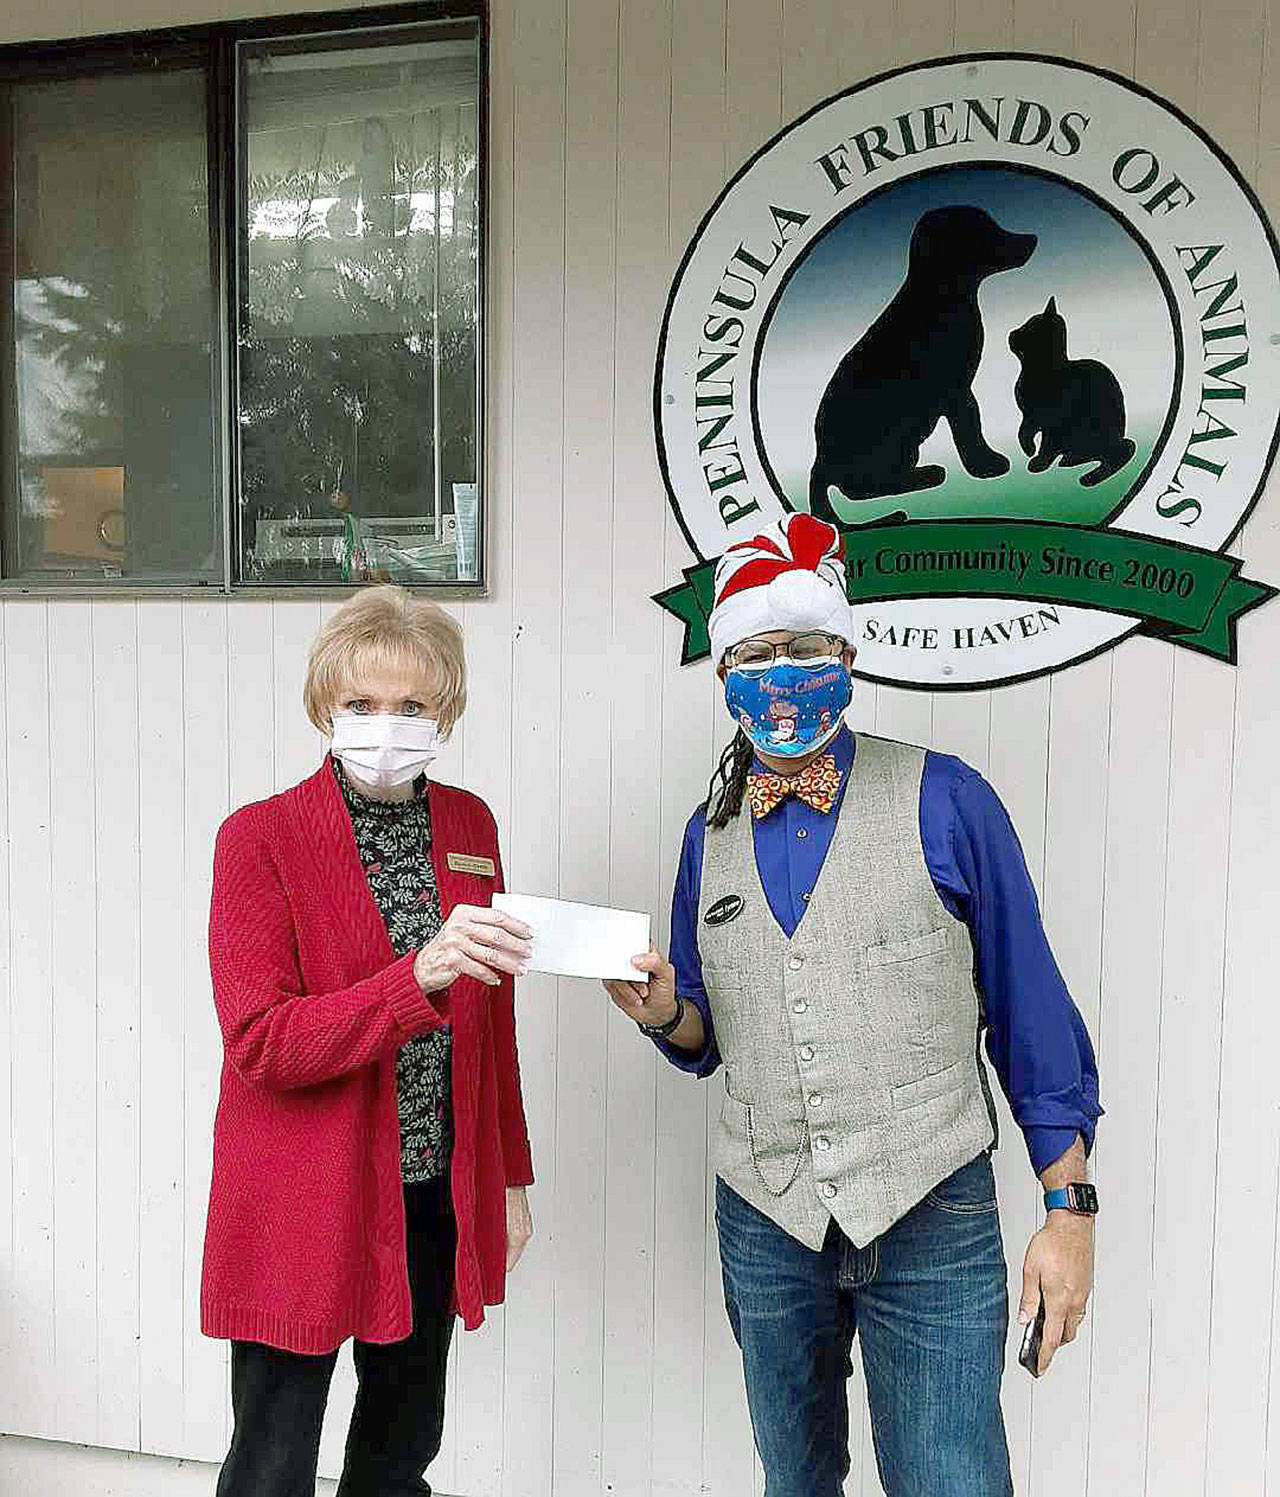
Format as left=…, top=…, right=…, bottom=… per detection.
left=922, top=753, right=1104, bottom=1176
left=650, top=806, right=723, bottom=1079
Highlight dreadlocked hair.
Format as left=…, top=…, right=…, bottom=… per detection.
left=707, top=728, right=755, bottom=829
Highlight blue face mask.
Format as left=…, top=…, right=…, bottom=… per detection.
left=724, top=660, right=853, bottom=759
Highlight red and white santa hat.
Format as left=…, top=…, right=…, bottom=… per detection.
left=708, top=513, right=854, bottom=664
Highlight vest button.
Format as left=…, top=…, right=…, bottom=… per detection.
left=788, top=955, right=804, bottom=970
left=821, top=1182, right=838, bottom=1199
left=808, top=1093, right=824, bottom=1108
left=799, top=1045, right=815, bottom=1062
left=815, top=1136, right=831, bottom=1151
left=792, top=1000, right=808, bottom=1014
left=796, top=828, right=808, bottom=840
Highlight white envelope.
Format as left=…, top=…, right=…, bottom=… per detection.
left=491, top=892, right=651, bottom=982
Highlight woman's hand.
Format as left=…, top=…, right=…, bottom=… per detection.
left=603, top=950, right=678, bottom=1027
left=414, top=906, right=533, bottom=994
left=505, top=1186, right=533, bottom=1270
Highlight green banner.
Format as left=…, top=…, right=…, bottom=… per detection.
left=654, top=519, right=1276, bottom=666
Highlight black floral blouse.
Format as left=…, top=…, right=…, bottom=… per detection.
left=335, top=759, right=453, bottom=1184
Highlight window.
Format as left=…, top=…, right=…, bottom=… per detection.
left=0, top=4, right=485, bottom=593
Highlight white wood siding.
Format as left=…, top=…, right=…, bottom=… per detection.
left=2, top=0, right=1279, bottom=1492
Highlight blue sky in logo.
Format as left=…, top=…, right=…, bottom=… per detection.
left=755, top=166, right=1178, bottom=526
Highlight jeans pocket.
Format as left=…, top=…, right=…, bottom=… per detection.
left=925, top=1151, right=998, bottom=1213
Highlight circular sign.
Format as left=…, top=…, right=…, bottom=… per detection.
left=655, top=54, right=1280, bottom=687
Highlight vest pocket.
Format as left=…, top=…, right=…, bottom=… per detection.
left=891, top=1057, right=966, bottom=1111
left=721, top=1090, right=806, bottom=1197
left=865, top=924, right=950, bottom=967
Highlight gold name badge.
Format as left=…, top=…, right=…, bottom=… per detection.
left=446, top=852, right=496, bottom=877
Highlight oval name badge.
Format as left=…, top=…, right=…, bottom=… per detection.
left=704, top=894, right=745, bottom=927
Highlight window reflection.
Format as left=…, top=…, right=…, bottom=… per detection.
left=7, top=68, right=220, bottom=582
left=238, top=27, right=481, bottom=586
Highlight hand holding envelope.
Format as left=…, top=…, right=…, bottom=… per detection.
left=491, top=893, right=651, bottom=982
left=602, top=949, right=686, bottom=1035
left=413, top=902, right=534, bottom=993
left=488, top=893, right=698, bottom=1045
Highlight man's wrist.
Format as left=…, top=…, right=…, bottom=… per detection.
left=1043, top=1181, right=1099, bottom=1217
left=638, top=993, right=685, bottom=1039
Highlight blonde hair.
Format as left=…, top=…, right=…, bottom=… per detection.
left=304, top=585, right=468, bottom=737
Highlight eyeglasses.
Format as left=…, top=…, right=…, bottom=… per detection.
left=724, top=632, right=845, bottom=671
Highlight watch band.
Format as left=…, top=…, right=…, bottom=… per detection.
left=1044, top=1182, right=1099, bottom=1215
left=639, top=994, right=685, bottom=1039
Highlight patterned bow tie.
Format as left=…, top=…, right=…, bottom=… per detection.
left=746, top=752, right=841, bottom=819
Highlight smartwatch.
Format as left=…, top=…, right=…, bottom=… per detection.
left=1044, top=1182, right=1099, bottom=1216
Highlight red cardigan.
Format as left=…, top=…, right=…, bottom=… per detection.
left=201, top=759, right=533, bottom=1353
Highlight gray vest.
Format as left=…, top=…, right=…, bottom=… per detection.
left=699, top=733, right=997, bottom=1249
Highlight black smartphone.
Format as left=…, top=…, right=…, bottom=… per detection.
left=1018, top=1300, right=1046, bottom=1378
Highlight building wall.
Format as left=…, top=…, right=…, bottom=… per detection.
left=1, top=0, right=1279, bottom=1493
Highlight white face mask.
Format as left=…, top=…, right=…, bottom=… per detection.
left=330, top=711, right=442, bottom=789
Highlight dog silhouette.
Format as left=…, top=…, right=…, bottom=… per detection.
left=1010, top=298, right=1135, bottom=488
left=808, top=205, right=1036, bottom=524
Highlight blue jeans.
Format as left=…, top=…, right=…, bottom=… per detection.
left=716, top=1152, right=1014, bottom=1497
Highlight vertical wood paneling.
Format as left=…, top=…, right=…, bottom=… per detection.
left=91, top=604, right=143, bottom=1449
left=137, top=604, right=189, bottom=1457
left=1146, top=653, right=1237, bottom=1495
left=873, top=687, right=933, bottom=755
left=270, top=603, right=323, bottom=790
left=0, top=606, right=13, bottom=1440
left=179, top=604, right=231, bottom=1464
left=1012, top=0, right=1076, bottom=59
left=987, top=675, right=1051, bottom=1495
left=1086, top=639, right=1171, bottom=1497
left=226, top=604, right=275, bottom=815
left=47, top=603, right=99, bottom=1442
left=4, top=603, right=57, bottom=1439
left=1032, top=655, right=1112, bottom=1497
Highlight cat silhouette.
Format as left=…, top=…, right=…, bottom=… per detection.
left=1009, top=298, right=1135, bottom=488
left=808, top=205, right=1037, bottom=526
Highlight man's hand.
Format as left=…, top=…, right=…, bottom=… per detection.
left=603, top=951, right=706, bottom=1054
left=505, top=1186, right=533, bottom=1271
left=1019, top=1212, right=1095, bottom=1375
left=603, top=950, right=678, bottom=1027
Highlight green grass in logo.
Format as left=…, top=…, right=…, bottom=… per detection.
left=778, top=421, right=1161, bottom=529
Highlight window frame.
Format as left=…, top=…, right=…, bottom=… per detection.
left=0, top=0, right=489, bottom=599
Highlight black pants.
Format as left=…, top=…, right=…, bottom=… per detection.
left=216, top=1175, right=457, bottom=1497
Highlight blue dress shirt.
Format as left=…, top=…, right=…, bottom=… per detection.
left=656, top=727, right=1102, bottom=1177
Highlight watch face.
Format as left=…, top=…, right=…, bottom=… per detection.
left=1068, top=1182, right=1099, bottom=1214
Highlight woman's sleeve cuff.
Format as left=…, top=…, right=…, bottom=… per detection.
left=384, top=951, right=448, bottom=1037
